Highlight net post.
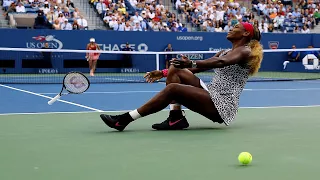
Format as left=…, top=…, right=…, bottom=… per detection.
left=156, top=53, right=160, bottom=70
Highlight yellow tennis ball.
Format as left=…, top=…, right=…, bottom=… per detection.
left=238, top=152, right=252, bottom=165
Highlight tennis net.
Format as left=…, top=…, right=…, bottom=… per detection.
left=0, top=47, right=319, bottom=84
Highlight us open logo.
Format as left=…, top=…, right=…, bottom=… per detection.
left=268, top=41, right=279, bottom=49
left=27, top=35, right=63, bottom=49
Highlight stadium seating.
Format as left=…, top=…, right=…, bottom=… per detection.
left=1, top=0, right=319, bottom=33
left=2, top=0, right=86, bottom=30
left=85, top=0, right=319, bottom=33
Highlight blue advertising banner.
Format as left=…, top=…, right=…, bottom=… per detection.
left=0, top=29, right=319, bottom=73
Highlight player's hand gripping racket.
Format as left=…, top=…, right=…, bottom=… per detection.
left=48, top=71, right=90, bottom=105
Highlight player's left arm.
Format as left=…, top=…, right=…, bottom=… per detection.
left=96, top=44, right=101, bottom=50
left=194, top=47, right=250, bottom=68
left=86, top=44, right=89, bottom=57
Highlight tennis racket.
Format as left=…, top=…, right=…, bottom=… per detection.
left=48, top=71, right=90, bottom=105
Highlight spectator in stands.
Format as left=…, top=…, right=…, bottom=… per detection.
left=123, top=12, right=130, bottom=21
left=46, top=8, right=58, bottom=24
left=52, top=19, right=61, bottom=29
left=133, top=22, right=142, bottom=31
left=267, top=23, right=274, bottom=32
left=114, top=18, right=125, bottom=31
left=89, top=0, right=97, bottom=7
left=259, top=19, right=268, bottom=32
left=66, top=0, right=75, bottom=9
left=314, top=9, right=320, bottom=25
left=171, top=22, right=179, bottom=31
left=230, top=14, right=239, bottom=26
left=124, top=21, right=132, bottom=31
left=73, top=8, right=80, bottom=19
left=60, top=19, right=72, bottom=30
left=149, top=19, right=160, bottom=31
left=108, top=17, right=117, bottom=29
left=132, top=11, right=143, bottom=22
left=129, top=0, right=138, bottom=8
left=118, top=4, right=126, bottom=15
left=103, top=12, right=113, bottom=26
left=179, top=24, right=188, bottom=32
left=63, top=7, right=71, bottom=18
left=273, top=13, right=285, bottom=31
left=215, top=23, right=223, bottom=32
left=224, top=21, right=233, bottom=32
left=3, top=2, right=15, bottom=18
left=128, top=17, right=136, bottom=27
left=206, top=21, right=215, bottom=32
left=161, top=23, right=170, bottom=31
left=72, top=19, right=80, bottom=30
left=57, top=13, right=66, bottom=24
left=41, top=1, right=50, bottom=14
left=3, top=0, right=14, bottom=11
left=30, top=0, right=41, bottom=8
left=77, top=15, right=88, bottom=30
left=301, top=25, right=310, bottom=33
left=15, top=3, right=25, bottom=12
left=96, top=0, right=107, bottom=18
left=293, top=25, right=300, bottom=33
left=55, top=6, right=62, bottom=16
left=34, top=10, right=50, bottom=29
left=283, top=45, right=300, bottom=69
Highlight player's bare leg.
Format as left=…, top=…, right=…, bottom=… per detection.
left=91, top=60, right=97, bottom=76
left=151, top=65, right=204, bottom=130
left=100, top=83, right=222, bottom=131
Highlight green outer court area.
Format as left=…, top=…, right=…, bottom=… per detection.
left=1, top=107, right=319, bottom=180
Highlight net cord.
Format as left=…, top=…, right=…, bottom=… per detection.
left=0, top=47, right=319, bottom=54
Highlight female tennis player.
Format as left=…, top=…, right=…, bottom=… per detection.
left=86, top=38, right=100, bottom=76
left=100, top=22, right=263, bottom=131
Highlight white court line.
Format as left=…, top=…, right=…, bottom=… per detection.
left=1, top=105, right=320, bottom=116
left=37, top=88, right=320, bottom=95
left=0, top=111, right=95, bottom=116
left=105, top=77, right=145, bottom=83
left=297, top=80, right=320, bottom=84
left=39, top=91, right=160, bottom=95
left=0, top=84, right=103, bottom=112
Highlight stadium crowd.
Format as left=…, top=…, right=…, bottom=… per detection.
left=1, top=0, right=319, bottom=33
left=91, top=0, right=320, bottom=33
left=2, top=0, right=88, bottom=30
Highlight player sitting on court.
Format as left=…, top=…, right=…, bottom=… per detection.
left=99, top=22, right=264, bottom=131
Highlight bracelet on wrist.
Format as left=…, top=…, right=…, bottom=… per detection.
left=161, top=69, right=168, bottom=77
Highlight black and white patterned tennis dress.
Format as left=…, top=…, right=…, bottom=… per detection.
left=204, top=49, right=250, bottom=126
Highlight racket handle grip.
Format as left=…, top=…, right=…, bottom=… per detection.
left=48, top=94, right=61, bottom=105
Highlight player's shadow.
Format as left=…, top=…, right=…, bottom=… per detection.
left=96, top=126, right=231, bottom=134
left=229, top=164, right=254, bottom=168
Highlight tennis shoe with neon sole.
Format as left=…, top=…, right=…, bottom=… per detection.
left=100, top=113, right=133, bottom=131
left=152, top=110, right=189, bottom=130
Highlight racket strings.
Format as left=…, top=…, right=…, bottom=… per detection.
left=64, top=73, right=89, bottom=94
